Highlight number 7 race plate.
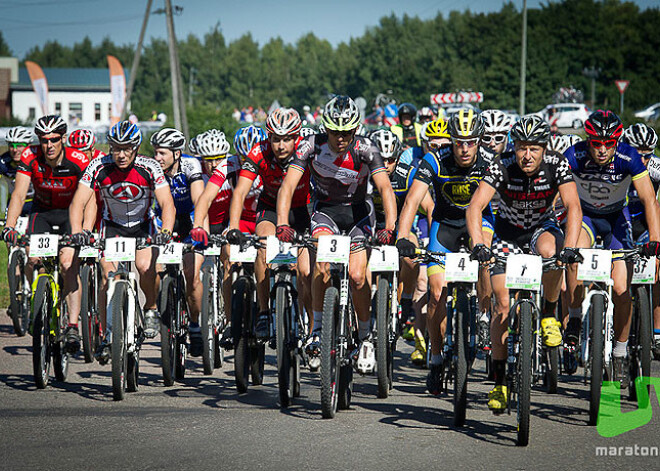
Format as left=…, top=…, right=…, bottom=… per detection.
left=104, top=237, right=136, bottom=262
left=577, top=249, right=611, bottom=282
left=316, top=235, right=351, bottom=264
left=505, top=254, right=543, bottom=291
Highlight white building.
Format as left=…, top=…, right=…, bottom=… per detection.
left=11, top=67, right=125, bottom=128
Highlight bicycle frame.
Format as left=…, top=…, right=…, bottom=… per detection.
left=107, top=261, right=141, bottom=353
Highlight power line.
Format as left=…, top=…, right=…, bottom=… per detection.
left=0, top=0, right=104, bottom=7
left=0, top=14, right=141, bottom=30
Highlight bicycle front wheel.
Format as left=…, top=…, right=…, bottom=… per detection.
left=53, top=300, right=69, bottom=382
left=8, top=249, right=28, bottom=337
left=589, top=293, right=605, bottom=426
left=321, top=287, right=340, bottom=419
left=276, top=282, right=295, bottom=408
left=630, top=286, right=651, bottom=402
left=80, top=264, right=96, bottom=363
left=200, top=266, right=215, bottom=375
left=32, top=277, right=52, bottom=389
left=376, top=276, right=392, bottom=399
left=516, top=301, right=533, bottom=447
left=159, top=275, right=176, bottom=386
left=454, top=288, right=470, bottom=427
left=111, top=283, right=129, bottom=401
left=232, top=277, right=251, bottom=394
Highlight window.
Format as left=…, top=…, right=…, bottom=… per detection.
left=55, top=102, right=61, bottom=114
left=108, top=103, right=112, bottom=119
left=95, top=103, right=101, bottom=121
left=28, top=107, right=35, bottom=120
left=69, top=102, right=82, bottom=124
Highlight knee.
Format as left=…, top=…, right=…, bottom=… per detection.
left=136, top=259, right=153, bottom=276
left=349, top=266, right=367, bottom=289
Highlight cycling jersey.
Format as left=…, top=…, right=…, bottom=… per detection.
left=483, top=150, right=573, bottom=230
left=207, top=154, right=262, bottom=226
left=158, top=156, right=203, bottom=217
left=0, top=151, right=35, bottom=202
left=628, top=154, right=660, bottom=223
left=390, top=123, right=423, bottom=149
left=240, top=138, right=310, bottom=209
left=17, top=146, right=89, bottom=210
left=291, top=134, right=386, bottom=205
left=80, top=155, right=168, bottom=228
left=564, top=141, right=647, bottom=215
left=91, top=149, right=105, bottom=159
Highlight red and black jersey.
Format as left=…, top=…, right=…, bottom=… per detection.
left=240, top=138, right=310, bottom=208
left=17, top=145, right=89, bottom=210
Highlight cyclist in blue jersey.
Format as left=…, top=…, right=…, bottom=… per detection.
left=151, top=128, right=206, bottom=355
left=0, top=126, right=34, bottom=219
left=564, top=110, right=660, bottom=388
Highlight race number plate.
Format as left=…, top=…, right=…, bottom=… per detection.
left=316, top=235, right=351, bottom=264
left=632, top=256, right=656, bottom=284
left=157, top=242, right=184, bottom=264
left=15, top=216, right=28, bottom=235
left=79, top=232, right=100, bottom=258
left=368, top=246, right=399, bottom=272
left=577, top=249, right=611, bottom=282
left=445, top=252, right=479, bottom=283
left=29, top=234, right=58, bottom=258
left=104, top=237, right=136, bottom=262
left=505, top=254, right=543, bottom=291
left=265, top=236, right=298, bottom=265
left=204, top=246, right=221, bottom=256
left=229, top=243, right=257, bottom=263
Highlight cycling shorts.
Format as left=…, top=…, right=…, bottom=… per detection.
left=256, top=200, right=311, bottom=235
left=490, top=217, right=563, bottom=276
left=582, top=209, right=633, bottom=251
left=631, top=217, right=648, bottom=244
left=427, top=219, right=494, bottom=276
left=311, top=201, right=374, bottom=252
left=27, top=207, right=70, bottom=235
left=101, top=220, right=151, bottom=239
left=209, top=219, right=254, bottom=236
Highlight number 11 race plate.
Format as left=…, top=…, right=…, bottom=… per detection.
left=104, top=237, right=136, bottom=262
left=505, top=254, right=542, bottom=291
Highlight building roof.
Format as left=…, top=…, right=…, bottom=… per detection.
left=13, top=67, right=128, bottom=92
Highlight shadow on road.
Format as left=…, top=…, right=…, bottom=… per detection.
left=3, top=345, right=32, bottom=356
left=0, top=373, right=38, bottom=392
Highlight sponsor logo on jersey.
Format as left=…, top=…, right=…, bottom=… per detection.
left=442, top=180, right=476, bottom=206
left=109, top=182, right=145, bottom=202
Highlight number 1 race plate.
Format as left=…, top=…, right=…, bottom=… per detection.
left=505, top=254, right=543, bottom=291
left=29, top=234, right=59, bottom=258
left=445, top=253, right=479, bottom=283
left=265, top=236, right=298, bottom=265
left=229, top=244, right=257, bottom=263
left=632, top=256, right=656, bottom=284
left=368, top=246, right=399, bottom=272
left=316, top=235, right=351, bottom=264
left=577, top=249, right=611, bottom=283
left=104, top=237, right=136, bottom=262
left=157, top=242, right=184, bottom=264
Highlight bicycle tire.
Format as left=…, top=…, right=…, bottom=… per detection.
left=631, top=285, right=651, bottom=402
left=337, top=302, right=353, bottom=411
left=376, top=276, right=392, bottom=398
left=454, top=288, right=470, bottom=427
left=232, top=277, right=250, bottom=394
left=53, top=300, right=69, bottom=382
left=159, top=275, right=176, bottom=386
left=111, top=283, right=128, bottom=401
left=32, top=277, right=52, bottom=389
left=250, top=344, right=265, bottom=386
left=517, top=301, right=533, bottom=447
left=276, top=283, right=294, bottom=407
left=589, top=293, right=605, bottom=426
left=80, top=264, right=95, bottom=363
left=200, top=266, right=215, bottom=375
left=8, top=249, right=28, bottom=336
left=321, top=286, right=340, bottom=419
left=546, top=346, right=559, bottom=394
left=126, top=292, right=141, bottom=393
left=175, top=276, right=187, bottom=381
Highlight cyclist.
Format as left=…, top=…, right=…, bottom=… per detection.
left=466, top=114, right=582, bottom=411
left=68, top=120, right=175, bottom=363
left=67, top=128, right=105, bottom=160
left=231, top=125, right=266, bottom=234
left=481, top=109, right=513, bottom=157
left=563, top=111, right=660, bottom=388
left=150, top=127, right=206, bottom=357
left=276, top=95, right=397, bottom=374
left=391, top=103, right=423, bottom=150
left=0, top=126, right=34, bottom=219
left=2, top=115, right=90, bottom=354
left=417, top=106, right=436, bottom=125
left=397, top=108, right=494, bottom=394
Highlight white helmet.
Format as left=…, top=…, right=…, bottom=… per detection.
left=624, top=123, right=658, bottom=151
left=548, top=134, right=570, bottom=154
left=188, top=135, right=200, bottom=156
left=197, top=129, right=230, bottom=158
left=369, top=129, right=402, bottom=160
left=563, top=134, right=582, bottom=149
left=34, top=115, right=67, bottom=136
left=482, top=109, right=513, bottom=134
left=5, top=126, right=33, bottom=144
left=150, top=127, right=186, bottom=151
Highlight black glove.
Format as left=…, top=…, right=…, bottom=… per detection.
left=376, top=229, right=396, bottom=246
left=395, top=238, right=417, bottom=258
left=71, top=231, right=91, bottom=246
left=276, top=225, right=297, bottom=243
left=2, top=226, right=19, bottom=245
left=154, top=229, right=172, bottom=245
left=558, top=247, right=583, bottom=264
left=642, top=241, right=660, bottom=257
left=226, top=229, right=247, bottom=246
left=471, top=244, right=493, bottom=263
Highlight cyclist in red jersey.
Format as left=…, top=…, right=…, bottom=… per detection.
left=67, top=128, right=105, bottom=229
left=2, top=115, right=90, bottom=353
left=223, top=108, right=311, bottom=341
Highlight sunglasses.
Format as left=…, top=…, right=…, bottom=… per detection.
left=481, top=134, right=508, bottom=145
left=39, top=136, right=62, bottom=144
left=383, top=157, right=399, bottom=164
left=589, top=138, right=617, bottom=149
left=427, top=141, right=449, bottom=150
left=9, top=143, right=27, bottom=149
left=452, top=138, right=479, bottom=148
left=328, top=130, right=354, bottom=138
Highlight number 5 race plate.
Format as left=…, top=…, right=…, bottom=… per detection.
left=577, top=249, right=611, bottom=283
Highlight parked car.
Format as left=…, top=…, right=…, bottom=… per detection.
left=534, top=103, right=591, bottom=129
left=634, top=102, right=660, bottom=121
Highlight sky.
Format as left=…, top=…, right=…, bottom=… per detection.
left=1, top=0, right=658, bottom=60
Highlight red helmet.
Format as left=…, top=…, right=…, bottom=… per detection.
left=584, top=110, right=623, bottom=140
left=67, top=128, right=97, bottom=151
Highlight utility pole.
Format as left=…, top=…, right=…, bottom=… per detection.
left=582, top=66, right=600, bottom=109
left=121, top=0, right=152, bottom=120
left=188, top=67, right=196, bottom=107
left=164, top=0, right=188, bottom=138
left=519, top=0, right=527, bottom=116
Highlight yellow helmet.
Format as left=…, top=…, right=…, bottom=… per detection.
left=423, top=117, right=450, bottom=141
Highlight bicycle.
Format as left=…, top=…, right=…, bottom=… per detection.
left=79, top=235, right=102, bottom=363
left=29, top=231, right=72, bottom=389
left=629, top=252, right=654, bottom=402
left=7, top=216, right=30, bottom=337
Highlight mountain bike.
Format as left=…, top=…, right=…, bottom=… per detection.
left=79, top=235, right=102, bottom=363
left=199, top=234, right=227, bottom=374
left=629, top=252, right=654, bottom=402
left=7, top=226, right=30, bottom=337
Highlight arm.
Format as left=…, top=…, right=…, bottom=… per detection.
left=228, top=176, right=255, bottom=230
left=192, top=181, right=220, bottom=228
left=5, top=173, right=31, bottom=228
left=372, top=170, right=397, bottom=231
left=634, top=175, right=660, bottom=241
left=466, top=181, right=496, bottom=247
left=69, top=184, right=95, bottom=234
left=397, top=179, right=430, bottom=240
left=420, top=190, right=434, bottom=228
left=82, top=192, right=98, bottom=231
left=154, top=186, right=176, bottom=233
left=276, top=167, right=304, bottom=227
left=190, top=179, right=204, bottom=206
left=557, top=182, right=582, bottom=248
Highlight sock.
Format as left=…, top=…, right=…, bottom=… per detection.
left=189, top=322, right=201, bottom=333
left=493, top=359, right=506, bottom=386
left=542, top=300, right=557, bottom=318
left=430, top=354, right=443, bottom=365
left=479, top=311, right=490, bottom=323
left=568, top=308, right=582, bottom=320
left=67, top=323, right=77, bottom=328
left=613, top=340, right=628, bottom=358
left=312, top=311, right=322, bottom=333
left=358, top=319, right=371, bottom=341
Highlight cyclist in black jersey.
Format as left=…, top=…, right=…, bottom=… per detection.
left=466, top=115, right=582, bottom=412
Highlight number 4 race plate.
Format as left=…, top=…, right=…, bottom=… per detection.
left=368, top=246, right=399, bottom=272
left=445, top=253, right=479, bottom=283
left=316, top=235, right=351, bottom=264
left=505, top=254, right=543, bottom=291
left=104, top=237, right=136, bottom=262
left=29, top=234, right=59, bottom=258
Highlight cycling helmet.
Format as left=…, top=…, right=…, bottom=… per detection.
left=67, top=128, right=96, bottom=151
left=317, top=121, right=326, bottom=134
left=233, top=125, right=266, bottom=157
left=482, top=110, right=513, bottom=134
left=397, top=103, right=417, bottom=122
left=355, top=123, right=366, bottom=136
left=299, top=127, right=316, bottom=138
left=265, top=108, right=302, bottom=136
left=548, top=134, right=571, bottom=154
left=369, top=129, right=402, bottom=160
left=34, top=115, right=67, bottom=136
left=584, top=110, right=623, bottom=140
left=624, top=123, right=658, bottom=151
left=107, top=120, right=142, bottom=147
left=321, top=95, right=361, bottom=132
left=423, top=117, right=450, bottom=141
left=150, top=127, right=186, bottom=151
left=510, top=115, right=550, bottom=144
left=417, top=106, right=435, bottom=121
left=5, top=126, right=33, bottom=144
left=197, top=129, right=231, bottom=158
left=188, top=135, right=200, bottom=156
left=448, top=108, right=484, bottom=139
left=564, top=134, right=582, bottom=148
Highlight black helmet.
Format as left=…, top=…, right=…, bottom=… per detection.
left=510, top=115, right=550, bottom=144
left=397, top=103, right=417, bottom=122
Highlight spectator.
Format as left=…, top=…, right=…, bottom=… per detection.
left=302, top=105, right=315, bottom=125
left=232, top=108, right=241, bottom=121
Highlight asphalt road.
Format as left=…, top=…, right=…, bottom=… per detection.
left=1, top=310, right=659, bottom=471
